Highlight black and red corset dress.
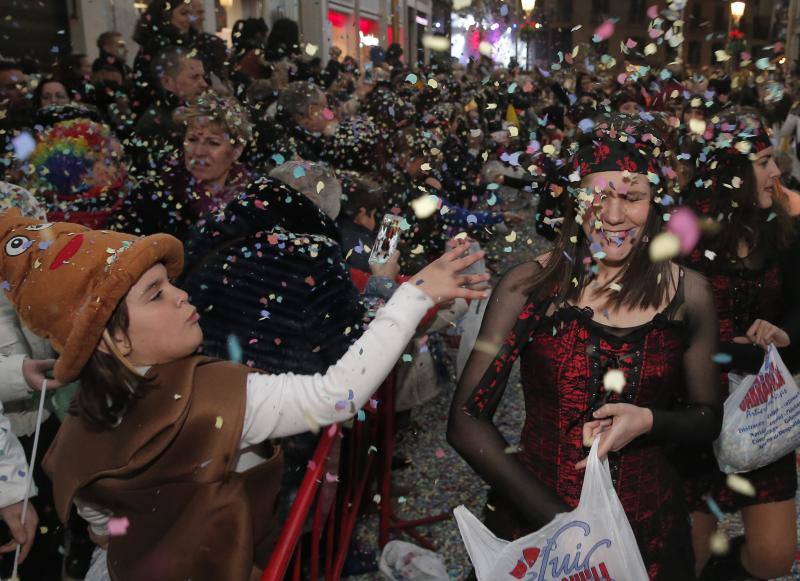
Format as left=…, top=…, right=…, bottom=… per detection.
left=680, top=253, right=797, bottom=513
left=486, top=286, right=696, bottom=579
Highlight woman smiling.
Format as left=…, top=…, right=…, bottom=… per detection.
left=681, top=111, right=800, bottom=581
left=448, top=115, right=722, bottom=579
left=118, top=92, right=255, bottom=239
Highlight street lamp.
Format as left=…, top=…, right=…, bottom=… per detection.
left=519, top=0, right=537, bottom=69
left=730, top=2, right=746, bottom=26
left=727, top=1, right=746, bottom=73
left=521, top=0, right=537, bottom=16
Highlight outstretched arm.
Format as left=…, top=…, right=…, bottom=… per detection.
left=447, top=262, right=570, bottom=529
left=242, top=244, right=491, bottom=443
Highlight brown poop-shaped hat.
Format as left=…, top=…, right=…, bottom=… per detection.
left=0, top=208, right=184, bottom=383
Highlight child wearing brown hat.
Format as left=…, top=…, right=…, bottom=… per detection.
left=0, top=207, right=489, bottom=581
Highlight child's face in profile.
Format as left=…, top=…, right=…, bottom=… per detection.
left=116, top=263, right=203, bottom=366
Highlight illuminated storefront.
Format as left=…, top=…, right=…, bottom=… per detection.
left=327, top=8, right=387, bottom=64
left=451, top=12, right=528, bottom=68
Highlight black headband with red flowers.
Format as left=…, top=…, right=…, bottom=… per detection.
left=704, top=113, right=772, bottom=164
left=688, top=112, right=774, bottom=214
left=572, top=138, right=659, bottom=178
left=568, top=115, right=665, bottom=182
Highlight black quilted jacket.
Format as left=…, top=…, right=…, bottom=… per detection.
left=180, top=177, right=365, bottom=375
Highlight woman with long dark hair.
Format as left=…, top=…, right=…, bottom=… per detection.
left=448, top=114, right=723, bottom=579
left=681, top=111, right=799, bottom=581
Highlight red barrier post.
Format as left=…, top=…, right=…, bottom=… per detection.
left=378, top=369, right=450, bottom=551
left=262, top=423, right=340, bottom=581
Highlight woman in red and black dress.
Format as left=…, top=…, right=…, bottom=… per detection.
left=448, top=115, right=723, bottom=580
left=681, top=112, right=799, bottom=581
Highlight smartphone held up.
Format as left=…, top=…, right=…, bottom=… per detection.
left=369, top=214, right=403, bottom=265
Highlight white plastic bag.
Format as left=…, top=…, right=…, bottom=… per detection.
left=454, top=439, right=647, bottom=580
left=378, top=540, right=449, bottom=581
left=713, top=344, right=800, bottom=474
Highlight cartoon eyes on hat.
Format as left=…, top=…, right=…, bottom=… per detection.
left=24, top=223, right=53, bottom=231
left=5, top=236, right=32, bottom=257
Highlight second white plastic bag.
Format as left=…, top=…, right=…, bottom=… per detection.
left=714, top=344, right=800, bottom=474
left=453, top=439, right=647, bottom=580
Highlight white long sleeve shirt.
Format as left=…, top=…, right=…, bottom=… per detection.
left=77, top=283, right=433, bottom=535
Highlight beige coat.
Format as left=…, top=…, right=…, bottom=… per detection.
left=0, top=293, right=55, bottom=436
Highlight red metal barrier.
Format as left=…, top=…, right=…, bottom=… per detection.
left=377, top=370, right=449, bottom=550
left=261, top=367, right=448, bottom=580
left=261, top=423, right=340, bottom=580
left=261, top=389, right=382, bottom=580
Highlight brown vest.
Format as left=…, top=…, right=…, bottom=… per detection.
left=42, top=356, right=284, bottom=581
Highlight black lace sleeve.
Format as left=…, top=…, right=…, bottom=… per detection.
left=649, top=269, right=723, bottom=444
left=447, top=261, right=571, bottom=529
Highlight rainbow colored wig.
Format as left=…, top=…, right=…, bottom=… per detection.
left=30, top=119, right=115, bottom=196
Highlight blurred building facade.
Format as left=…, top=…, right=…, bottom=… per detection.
left=0, top=0, right=788, bottom=72
left=0, top=0, right=435, bottom=70
left=509, top=0, right=782, bottom=69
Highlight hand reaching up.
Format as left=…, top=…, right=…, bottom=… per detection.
left=407, top=242, right=491, bottom=305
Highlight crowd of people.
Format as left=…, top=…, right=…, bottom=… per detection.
left=0, top=0, right=799, bottom=579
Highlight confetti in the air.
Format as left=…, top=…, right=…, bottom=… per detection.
left=108, top=517, right=130, bottom=537
left=649, top=232, right=681, bottom=262
left=422, top=34, right=450, bottom=52
left=603, top=369, right=626, bottom=394
left=726, top=474, right=756, bottom=497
